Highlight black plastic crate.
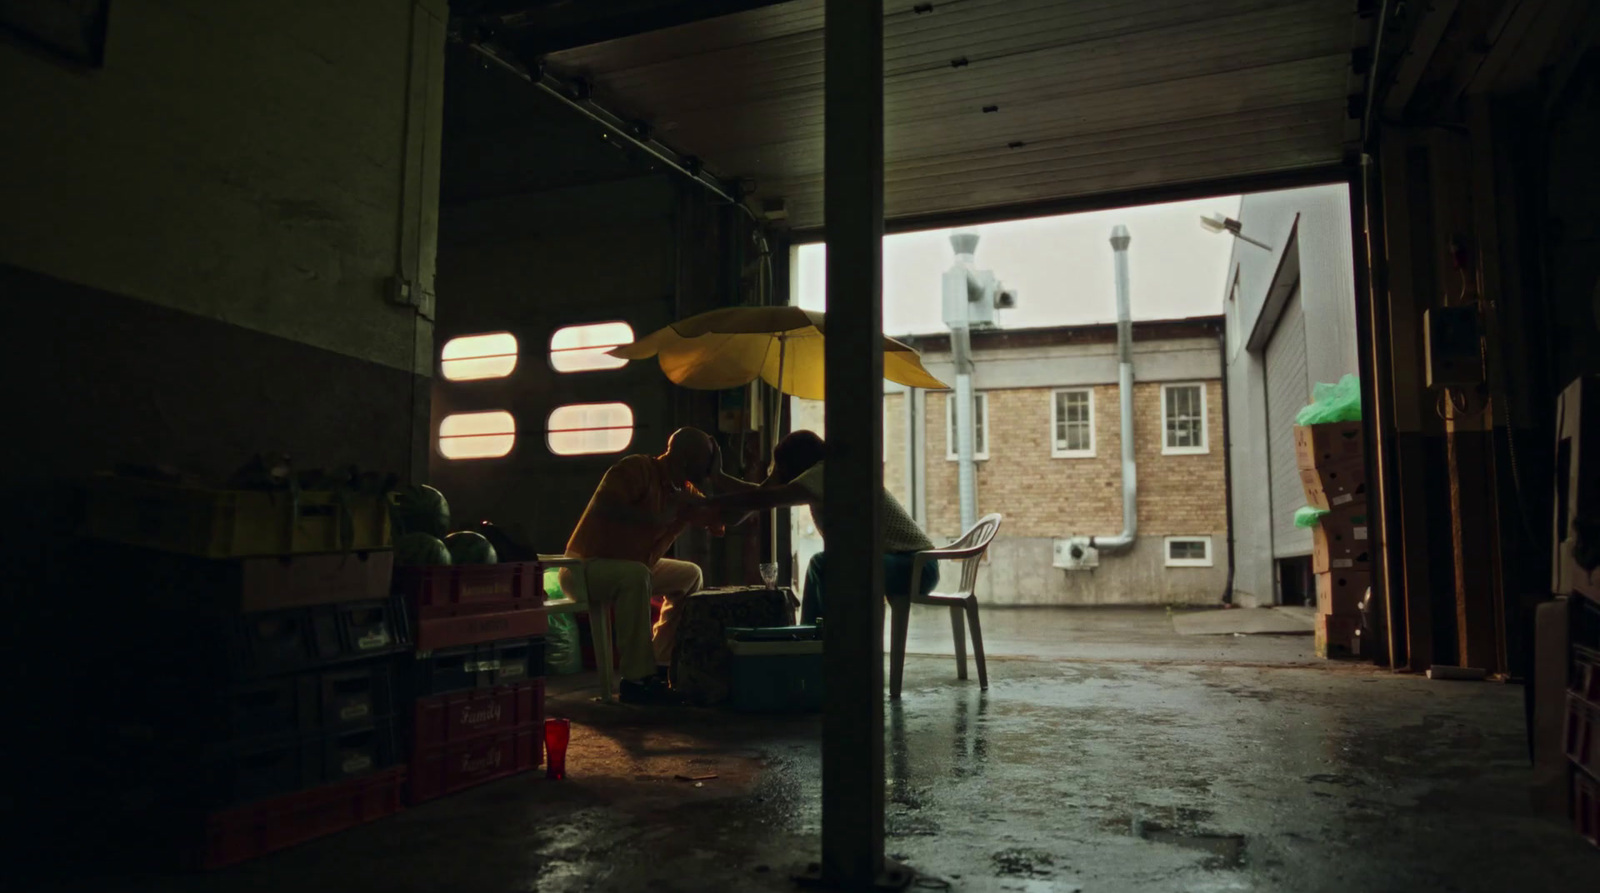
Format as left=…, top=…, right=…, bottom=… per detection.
left=120, top=659, right=401, bottom=743
left=411, top=638, right=546, bottom=697
left=132, top=718, right=401, bottom=809
left=123, top=596, right=410, bottom=681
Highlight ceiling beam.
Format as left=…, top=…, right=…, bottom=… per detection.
left=465, top=0, right=793, bottom=57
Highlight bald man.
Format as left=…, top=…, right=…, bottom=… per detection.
left=562, top=428, right=758, bottom=705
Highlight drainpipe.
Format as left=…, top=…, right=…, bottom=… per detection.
left=952, top=328, right=978, bottom=532
left=1091, top=225, right=1138, bottom=552
left=1217, top=325, right=1236, bottom=604
left=945, top=232, right=983, bottom=533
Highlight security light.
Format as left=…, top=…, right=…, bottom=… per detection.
left=1200, top=213, right=1271, bottom=250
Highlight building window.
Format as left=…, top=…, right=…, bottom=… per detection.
left=945, top=392, right=989, bottom=461
left=1165, top=536, right=1213, bottom=567
left=1161, top=383, right=1209, bottom=455
left=547, top=402, right=634, bottom=456
left=1051, top=389, right=1095, bottom=458
left=549, top=322, right=634, bottom=373
left=438, top=411, right=516, bottom=460
left=440, top=332, right=517, bottom=381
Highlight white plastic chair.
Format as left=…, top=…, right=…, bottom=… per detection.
left=887, top=513, right=1003, bottom=699
left=538, top=555, right=618, bottom=702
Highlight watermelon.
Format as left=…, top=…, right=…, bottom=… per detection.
left=395, top=532, right=452, bottom=567
left=444, top=530, right=497, bottom=565
left=388, top=484, right=450, bottom=538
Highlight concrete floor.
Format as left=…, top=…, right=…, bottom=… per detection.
left=36, top=608, right=1600, bottom=892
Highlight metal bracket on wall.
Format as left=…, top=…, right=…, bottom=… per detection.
left=388, top=276, right=436, bottom=321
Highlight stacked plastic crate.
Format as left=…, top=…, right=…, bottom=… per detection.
left=394, top=560, right=550, bottom=803
left=81, top=474, right=408, bottom=868
left=1554, top=376, right=1600, bottom=847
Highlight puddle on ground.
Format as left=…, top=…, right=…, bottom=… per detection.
left=1133, top=819, right=1247, bottom=870
left=991, top=848, right=1056, bottom=878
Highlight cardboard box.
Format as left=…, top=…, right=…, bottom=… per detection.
left=1553, top=375, right=1600, bottom=604
left=1315, top=613, right=1360, bottom=659
left=1300, top=460, right=1368, bottom=511
left=1294, top=421, right=1364, bottom=470
left=1313, top=507, right=1372, bottom=573
left=1316, top=570, right=1370, bottom=615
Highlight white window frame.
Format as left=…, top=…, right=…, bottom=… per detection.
left=1164, top=536, right=1214, bottom=568
left=1160, top=382, right=1209, bottom=455
left=1050, top=388, right=1096, bottom=458
left=944, top=392, right=990, bottom=461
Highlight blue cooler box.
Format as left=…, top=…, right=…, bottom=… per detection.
left=726, top=626, right=823, bottom=713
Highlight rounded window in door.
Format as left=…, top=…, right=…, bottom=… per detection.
left=547, top=403, right=634, bottom=456
left=438, top=411, right=516, bottom=460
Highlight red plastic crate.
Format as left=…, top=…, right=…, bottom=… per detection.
left=407, top=725, right=542, bottom=805
left=414, top=680, right=544, bottom=749
left=185, top=766, right=406, bottom=869
left=1566, top=693, right=1598, bottom=777
left=1575, top=768, right=1600, bottom=848
left=395, top=562, right=545, bottom=620
left=413, top=607, right=549, bottom=651
left=1575, top=647, right=1600, bottom=702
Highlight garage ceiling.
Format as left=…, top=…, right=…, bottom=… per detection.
left=491, top=0, right=1372, bottom=230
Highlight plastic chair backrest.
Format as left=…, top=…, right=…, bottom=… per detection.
left=947, top=513, right=1002, bottom=595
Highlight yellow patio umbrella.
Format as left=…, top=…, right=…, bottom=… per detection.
left=607, top=306, right=949, bottom=402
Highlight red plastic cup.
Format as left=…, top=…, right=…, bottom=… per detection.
left=545, top=718, right=570, bottom=780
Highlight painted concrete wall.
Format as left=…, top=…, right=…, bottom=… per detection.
left=1223, top=185, right=1359, bottom=606
left=0, top=0, right=445, bottom=374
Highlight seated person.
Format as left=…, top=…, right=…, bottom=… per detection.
left=563, top=427, right=758, bottom=704
left=703, top=430, right=938, bottom=623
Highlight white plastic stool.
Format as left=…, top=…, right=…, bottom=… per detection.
left=538, top=555, right=618, bottom=702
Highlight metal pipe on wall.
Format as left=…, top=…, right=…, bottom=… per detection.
left=952, top=329, right=978, bottom=531
left=1092, top=225, right=1139, bottom=551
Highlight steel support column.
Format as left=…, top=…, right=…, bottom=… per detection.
left=820, top=0, right=885, bottom=887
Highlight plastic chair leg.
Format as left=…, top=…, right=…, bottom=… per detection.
left=889, top=597, right=911, bottom=699
left=965, top=597, right=988, bottom=690
left=591, top=607, right=616, bottom=701
left=949, top=605, right=968, bottom=680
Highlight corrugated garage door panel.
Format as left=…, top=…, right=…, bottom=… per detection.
left=1264, top=288, right=1311, bottom=559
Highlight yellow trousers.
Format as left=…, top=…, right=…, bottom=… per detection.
left=560, top=557, right=703, bottom=682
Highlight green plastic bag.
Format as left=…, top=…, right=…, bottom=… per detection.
left=1294, top=506, right=1329, bottom=529
left=544, top=570, right=583, bottom=676
left=1294, top=374, right=1363, bottom=426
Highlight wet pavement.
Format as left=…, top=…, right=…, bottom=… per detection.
left=33, top=608, right=1600, bottom=892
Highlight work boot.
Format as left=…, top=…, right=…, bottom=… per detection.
left=619, top=675, right=686, bottom=706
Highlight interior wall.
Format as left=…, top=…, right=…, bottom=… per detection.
left=1, top=0, right=447, bottom=843
left=0, top=0, right=443, bottom=374
left=0, top=0, right=444, bottom=532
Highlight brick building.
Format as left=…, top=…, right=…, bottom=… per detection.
left=792, top=316, right=1229, bottom=606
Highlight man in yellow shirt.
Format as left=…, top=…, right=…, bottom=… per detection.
left=563, top=427, right=757, bottom=705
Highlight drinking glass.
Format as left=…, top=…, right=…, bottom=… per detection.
left=759, top=562, right=779, bottom=589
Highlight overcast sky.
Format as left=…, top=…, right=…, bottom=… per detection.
left=794, top=195, right=1243, bottom=336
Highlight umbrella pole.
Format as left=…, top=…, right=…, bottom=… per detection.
left=769, top=335, right=786, bottom=566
